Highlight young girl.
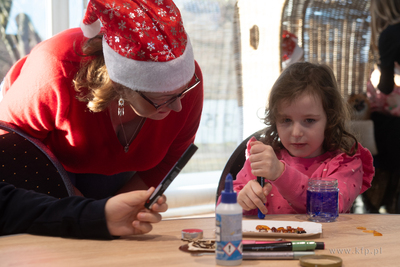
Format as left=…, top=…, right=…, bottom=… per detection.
left=234, top=62, right=374, bottom=215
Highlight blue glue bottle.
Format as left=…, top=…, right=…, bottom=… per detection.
left=216, top=173, right=243, bottom=266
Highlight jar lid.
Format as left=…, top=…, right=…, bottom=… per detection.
left=308, top=177, right=338, bottom=187
left=181, top=229, right=203, bottom=240
left=299, top=255, right=342, bottom=267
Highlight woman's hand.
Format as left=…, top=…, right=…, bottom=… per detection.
left=248, top=140, right=284, bottom=181
left=105, top=187, right=168, bottom=236
left=237, top=180, right=272, bottom=214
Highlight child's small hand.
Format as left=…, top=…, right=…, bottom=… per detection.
left=248, top=141, right=284, bottom=181
left=237, top=180, right=272, bottom=213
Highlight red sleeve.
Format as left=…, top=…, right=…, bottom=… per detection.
left=0, top=29, right=82, bottom=140
left=0, top=54, right=73, bottom=140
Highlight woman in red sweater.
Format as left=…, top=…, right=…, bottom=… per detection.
left=0, top=0, right=203, bottom=199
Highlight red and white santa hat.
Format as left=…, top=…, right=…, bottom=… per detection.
left=281, top=30, right=303, bottom=69
left=81, top=0, right=194, bottom=93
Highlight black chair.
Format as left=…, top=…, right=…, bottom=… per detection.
left=0, top=120, right=74, bottom=198
left=215, top=128, right=266, bottom=204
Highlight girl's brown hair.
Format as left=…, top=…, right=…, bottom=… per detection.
left=262, top=62, right=358, bottom=156
left=73, top=35, right=130, bottom=112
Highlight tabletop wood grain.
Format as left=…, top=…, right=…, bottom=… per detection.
left=0, top=214, right=397, bottom=267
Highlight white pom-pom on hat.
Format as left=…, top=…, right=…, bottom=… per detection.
left=80, top=19, right=101, bottom=38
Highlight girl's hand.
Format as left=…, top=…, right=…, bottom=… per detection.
left=237, top=180, right=272, bottom=213
left=248, top=141, right=284, bottom=181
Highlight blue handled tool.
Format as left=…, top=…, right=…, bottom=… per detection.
left=257, top=176, right=265, bottom=219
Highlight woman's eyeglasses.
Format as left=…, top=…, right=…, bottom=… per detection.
left=136, top=73, right=200, bottom=110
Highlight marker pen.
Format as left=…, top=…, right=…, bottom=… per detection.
left=144, top=143, right=198, bottom=209
left=243, top=241, right=325, bottom=252
left=257, top=176, right=265, bottom=219
left=243, top=251, right=315, bottom=260
left=242, top=240, right=287, bottom=245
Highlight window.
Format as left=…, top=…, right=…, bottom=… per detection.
left=0, top=0, right=86, bottom=81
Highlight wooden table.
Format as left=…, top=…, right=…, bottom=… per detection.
left=0, top=214, right=397, bottom=266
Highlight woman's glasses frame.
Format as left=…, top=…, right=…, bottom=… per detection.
left=136, top=73, right=200, bottom=110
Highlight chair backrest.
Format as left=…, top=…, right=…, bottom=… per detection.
left=0, top=120, right=74, bottom=198
left=215, top=127, right=266, bottom=204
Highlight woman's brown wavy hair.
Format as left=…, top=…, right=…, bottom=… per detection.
left=73, top=35, right=129, bottom=112
left=262, top=62, right=358, bottom=156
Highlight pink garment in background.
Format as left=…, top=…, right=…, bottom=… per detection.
left=367, top=81, right=400, bottom=116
